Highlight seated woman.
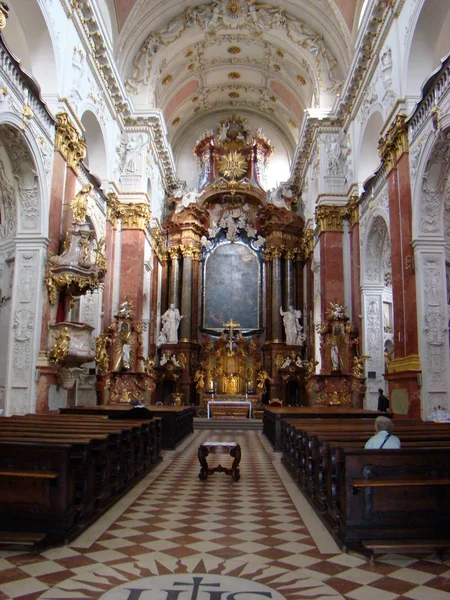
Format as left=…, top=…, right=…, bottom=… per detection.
left=365, top=416, right=401, bottom=449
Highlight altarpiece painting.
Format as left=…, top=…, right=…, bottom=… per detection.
left=202, top=242, right=261, bottom=333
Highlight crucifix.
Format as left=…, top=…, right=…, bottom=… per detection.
left=223, top=318, right=240, bottom=354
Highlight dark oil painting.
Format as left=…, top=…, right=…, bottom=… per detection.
left=203, top=242, right=260, bottom=331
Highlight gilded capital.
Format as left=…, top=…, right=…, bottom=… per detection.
left=284, top=247, right=297, bottom=261
left=107, top=193, right=120, bottom=226
left=378, top=114, right=408, bottom=173
left=117, top=202, right=151, bottom=230
left=315, top=205, right=345, bottom=233
left=55, top=112, right=87, bottom=171
left=301, top=228, right=314, bottom=259
left=180, top=244, right=198, bottom=259
left=345, top=196, right=360, bottom=227
left=271, top=245, right=284, bottom=259
left=168, top=246, right=181, bottom=260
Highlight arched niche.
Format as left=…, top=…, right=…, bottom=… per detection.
left=412, top=126, right=450, bottom=416
left=0, top=122, right=48, bottom=416
left=361, top=214, right=392, bottom=409
left=358, top=110, right=384, bottom=187
left=2, top=1, right=59, bottom=105
left=405, top=0, right=450, bottom=97
left=80, top=110, right=108, bottom=182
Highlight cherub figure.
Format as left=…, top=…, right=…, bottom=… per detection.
left=256, top=369, right=273, bottom=391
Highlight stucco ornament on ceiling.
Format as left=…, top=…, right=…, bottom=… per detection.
left=125, top=0, right=342, bottom=96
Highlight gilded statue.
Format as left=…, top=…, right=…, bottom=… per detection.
left=71, top=184, right=93, bottom=223
left=256, top=369, right=272, bottom=392
left=49, top=327, right=71, bottom=365
left=352, top=355, right=370, bottom=377
left=143, top=355, right=156, bottom=375
left=194, top=368, right=205, bottom=391
left=302, top=358, right=319, bottom=378
left=95, top=237, right=107, bottom=272
left=95, top=333, right=111, bottom=374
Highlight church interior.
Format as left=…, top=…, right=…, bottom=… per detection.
left=0, top=0, right=450, bottom=598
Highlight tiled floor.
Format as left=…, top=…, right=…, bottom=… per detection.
left=0, top=430, right=450, bottom=599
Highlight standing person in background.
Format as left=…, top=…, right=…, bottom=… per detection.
left=377, top=388, right=390, bottom=412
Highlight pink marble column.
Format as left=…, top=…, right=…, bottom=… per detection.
left=119, top=229, right=145, bottom=318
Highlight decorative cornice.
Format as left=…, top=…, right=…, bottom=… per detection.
left=315, top=205, right=345, bottom=233
left=55, top=112, right=87, bottom=171
left=387, top=354, right=421, bottom=374
left=117, top=202, right=151, bottom=230
left=378, top=114, right=408, bottom=174
left=344, top=196, right=360, bottom=228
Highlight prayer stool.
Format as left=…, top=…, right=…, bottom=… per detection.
left=198, top=441, right=241, bottom=481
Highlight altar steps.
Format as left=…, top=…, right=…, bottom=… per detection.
left=194, top=417, right=262, bottom=431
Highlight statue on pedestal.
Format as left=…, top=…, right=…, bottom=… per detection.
left=158, top=304, right=183, bottom=345
left=280, top=305, right=303, bottom=345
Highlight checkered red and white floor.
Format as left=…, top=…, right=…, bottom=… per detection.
left=1, top=430, right=449, bottom=599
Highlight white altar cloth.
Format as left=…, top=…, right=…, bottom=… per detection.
left=207, top=400, right=252, bottom=419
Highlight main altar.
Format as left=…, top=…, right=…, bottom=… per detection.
left=207, top=398, right=252, bottom=419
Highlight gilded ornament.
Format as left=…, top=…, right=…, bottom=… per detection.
left=303, top=359, right=319, bottom=378
left=378, top=114, right=408, bottom=173
left=0, top=2, right=8, bottom=30
left=185, top=50, right=193, bottom=57
left=45, top=271, right=100, bottom=305
left=55, top=112, right=87, bottom=171
left=107, top=192, right=120, bottom=226
left=172, top=117, right=181, bottom=126
left=229, top=92, right=240, bottom=99
left=95, top=237, right=107, bottom=272
left=95, top=333, right=111, bottom=374
left=276, top=50, right=284, bottom=58
left=21, top=105, right=34, bottom=128
left=192, top=96, right=199, bottom=102
left=345, top=195, right=359, bottom=227
left=315, top=205, right=345, bottom=233
left=71, top=184, right=93, bottom=223
left=117, top=202, right=151, bottom=230
left=194, top=106, right=201, bottom=113
left=288, top=119, right=297, bottom=128
left=297, top=75, right=307, bottom=85
left=228, top=46, right=241, bottom=54
left=273, top=65, right=281, bottom=72
left=228, top=72, right=241, bottom=80
left=49, top=328, right=71, bottom=365
left=218, top=151, right=247, bottom=180
left=162, top=74, right=173, bottom=85
left=188, top=64, right=195, bottom=72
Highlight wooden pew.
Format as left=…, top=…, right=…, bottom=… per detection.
left=0, top=415, right=162, bottom=547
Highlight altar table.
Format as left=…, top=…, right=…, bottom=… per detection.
left=207, top=400, right=252, bottom=419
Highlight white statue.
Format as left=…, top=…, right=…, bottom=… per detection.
left=280, top=305, right=302, bottom=346
left=122, top=343, right=131, bottom=370
left=175, top=188, right=201, bottom=214
left=331, top=343, right=340, bottom=370
left=160, top=304, right=183, bottom=344
left=281, top=356, right=292, bottom=369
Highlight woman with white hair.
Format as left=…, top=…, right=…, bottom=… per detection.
left=365, top=416, right=401, bottom=449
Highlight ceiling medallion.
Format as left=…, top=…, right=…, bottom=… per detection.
left=162, top=74, right=173, bottom=85
left=218, top=151, right=247, bottom=180
left=288, top=119, right=298, bottom=128
left=297, top=74, right=307, bottom=85
left=228, top=46, right=241, bottom=54
left=171, top=117, right=180, bottom=126
left=229, top=92, right=240, bottom=98
left=228, top=72, right=241, bottom=80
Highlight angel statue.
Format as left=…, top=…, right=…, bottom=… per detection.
left=352, top=355, right=371, bottom=377
left=71, top=184, right=93, bottom=224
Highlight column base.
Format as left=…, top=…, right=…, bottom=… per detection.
left=385, top=356, right=421, bottom=419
